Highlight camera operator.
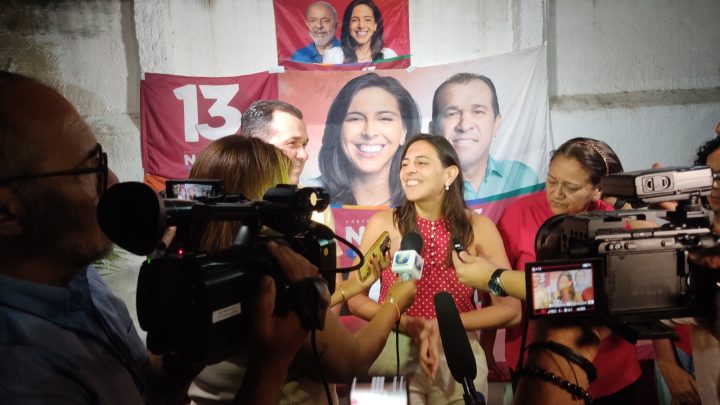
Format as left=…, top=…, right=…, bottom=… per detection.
left=185, top=135, right=418, bottom=404
left=0, top=71, right=316, bottom=404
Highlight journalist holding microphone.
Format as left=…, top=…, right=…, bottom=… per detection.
left=346, top=134, right=521, bottom=404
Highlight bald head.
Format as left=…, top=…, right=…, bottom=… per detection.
left=0, top=72, right=80, bottom=177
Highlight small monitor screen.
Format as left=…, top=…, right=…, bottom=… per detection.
left=526, top=259, right=598, bottom=318
left=165, top=179, right=223, bottom=200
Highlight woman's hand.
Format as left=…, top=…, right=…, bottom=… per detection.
left=358, top=252, right=386, bottom=291
left=417, top=319, right=440, bottom=379
left=656, top=358, right=701, bottom=405
left=387, top=276, right=417, bottom=313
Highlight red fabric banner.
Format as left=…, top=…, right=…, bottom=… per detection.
left=141, top=72, right=278, bottom=179
left=274, top=0, right=410, bottom=70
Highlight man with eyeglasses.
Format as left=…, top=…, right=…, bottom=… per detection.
left=0, top=71, right=317, bottom=404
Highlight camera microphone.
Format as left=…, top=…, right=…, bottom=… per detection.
left=97, top=182, right=184, bottom=255
left=391, top=232, right=424, bottom=281
left=434, top=291, right=485, bottom=405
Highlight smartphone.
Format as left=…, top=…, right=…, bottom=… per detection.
left=358, top=231, right=391, bottom=283
left=165, top=179, right=223, bottom=200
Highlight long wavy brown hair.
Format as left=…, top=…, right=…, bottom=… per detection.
left=393, top=134, right=473, bottom=264
left=189, top=136, right=291, bottom=252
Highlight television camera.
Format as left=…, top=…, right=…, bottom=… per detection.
left=97, top=181, right=341, bottom=363
left=526, top=166, right=720, bottom=340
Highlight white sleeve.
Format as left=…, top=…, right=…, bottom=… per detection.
left=381, top=48, right=397, bottom=59
left=322, top=47, right=344, bottom=64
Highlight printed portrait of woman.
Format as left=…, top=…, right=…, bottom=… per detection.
left=322, top=0, right=398, bottom=64
left=317, top=72, right=421, bottom=206
left=552, top=271, right=583, bottom=306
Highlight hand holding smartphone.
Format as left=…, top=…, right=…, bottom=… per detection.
left=358, top=231, right=391, bottom=284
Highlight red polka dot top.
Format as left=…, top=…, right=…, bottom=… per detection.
left=379, top=216, right=475, bottom=319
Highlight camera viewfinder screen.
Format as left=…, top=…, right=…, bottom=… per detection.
left=171, top=183, right=216, bottom=200
left=527, top=260, right=597, bottom=317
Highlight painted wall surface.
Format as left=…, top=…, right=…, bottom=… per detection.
left=548, top=0, right=720, bottom=168
left=0, top=0, right=144, bottom=182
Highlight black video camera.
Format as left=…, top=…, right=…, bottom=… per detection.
left=526, top=166, right=720, bottom=340
left=97, top=181, right=337, bottom=363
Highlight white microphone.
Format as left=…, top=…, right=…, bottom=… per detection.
left=391, top=232, right=424, bottom=282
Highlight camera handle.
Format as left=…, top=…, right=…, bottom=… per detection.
left=608, top=321, right=678, bottom=342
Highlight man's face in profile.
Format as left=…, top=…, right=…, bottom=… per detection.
left=265, top=111, right=309, bottom=185
left=306, top=3, right=337, bottom=49
left=433, top=80, right=502, bottom=170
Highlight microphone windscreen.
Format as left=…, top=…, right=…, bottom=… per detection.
left=400, top=231, right=423, bottom=253
left=97, top=182, right=166, bottom=255
left=434, top=291, right=477, bottom=382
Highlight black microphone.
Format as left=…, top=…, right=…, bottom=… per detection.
left=434, top=291, right=486, bottom=405
left=391, top=232, right=424, bottom=281
left=97, top=182, right=192, bottom=255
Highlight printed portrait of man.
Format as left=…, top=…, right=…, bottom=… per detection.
left=430, top=73, right=539, bottom=201
left=291, top=1, right=341, bottom=63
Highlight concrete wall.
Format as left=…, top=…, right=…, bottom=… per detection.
left=548, top=0, right=720, bottom=169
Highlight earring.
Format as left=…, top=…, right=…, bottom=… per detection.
left=444, top=184, right=450, bottom=191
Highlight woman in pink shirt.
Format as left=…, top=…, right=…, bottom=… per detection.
left=493, top=137, right=643, bottom=403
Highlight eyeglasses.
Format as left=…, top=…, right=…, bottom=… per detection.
left=0, top=143, right=108, bottom=194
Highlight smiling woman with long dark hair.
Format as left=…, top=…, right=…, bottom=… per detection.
left=322, top=0, right=397, bottom=64
left=316, top=73, right=420, bottom=206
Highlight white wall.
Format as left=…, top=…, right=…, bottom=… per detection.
left=548, top=0, right=720, bottom=168
left=0, top=0, right=144, bottom=182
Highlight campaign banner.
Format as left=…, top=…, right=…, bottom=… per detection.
left=274, top=0, right=410, bottom=70
left=280, top=46, right=551, bottom=263
left=140, top=72, right=278, bottom=179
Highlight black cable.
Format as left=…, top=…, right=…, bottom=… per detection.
left=567, top=357, right=580, bottom=386
left=516, top=309, right=530, bottom=370
left=514, top=307, right=531, bottom=390
left=311, top=328, right=332, bottom=405
left=308, top=222, right=364, bottom=273
left=332, top=232, right=365, bottom=272
left=395, top=320, right=400, bottom=379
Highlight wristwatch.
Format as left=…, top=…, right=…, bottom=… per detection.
left=488, top=269, right=508, bottom=297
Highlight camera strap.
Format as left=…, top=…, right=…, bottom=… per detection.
left=527, top=340, right=597, bottom=383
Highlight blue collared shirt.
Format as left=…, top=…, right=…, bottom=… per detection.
left=464, top=155, right=541, bottom=202
left=0, top=267, right=153, bottom=404
left=291, top=38, right=341, bottom=63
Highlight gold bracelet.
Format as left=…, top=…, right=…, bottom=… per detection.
left=338, top=284, right=347, bottom=302
left=387, top=295, right=401, bottom=322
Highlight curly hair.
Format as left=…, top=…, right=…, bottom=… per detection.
left=694, top=137, right=720, bottom=167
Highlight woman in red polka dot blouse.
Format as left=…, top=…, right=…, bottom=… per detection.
left=347, top=134, right=522, bottom=404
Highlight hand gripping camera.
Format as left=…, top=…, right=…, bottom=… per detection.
left=98, top=181, right=336, bottom=363
left=526, top=166, right=720, bottom=340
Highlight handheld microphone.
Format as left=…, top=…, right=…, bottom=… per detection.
left=434, top=291, right=486, bottom=405
left=391, top=232, right=424, bottom=281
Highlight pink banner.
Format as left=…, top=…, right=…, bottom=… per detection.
left=274, top=0, right=410, bottom=70
left=141, top=72, right=278, bottom=178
